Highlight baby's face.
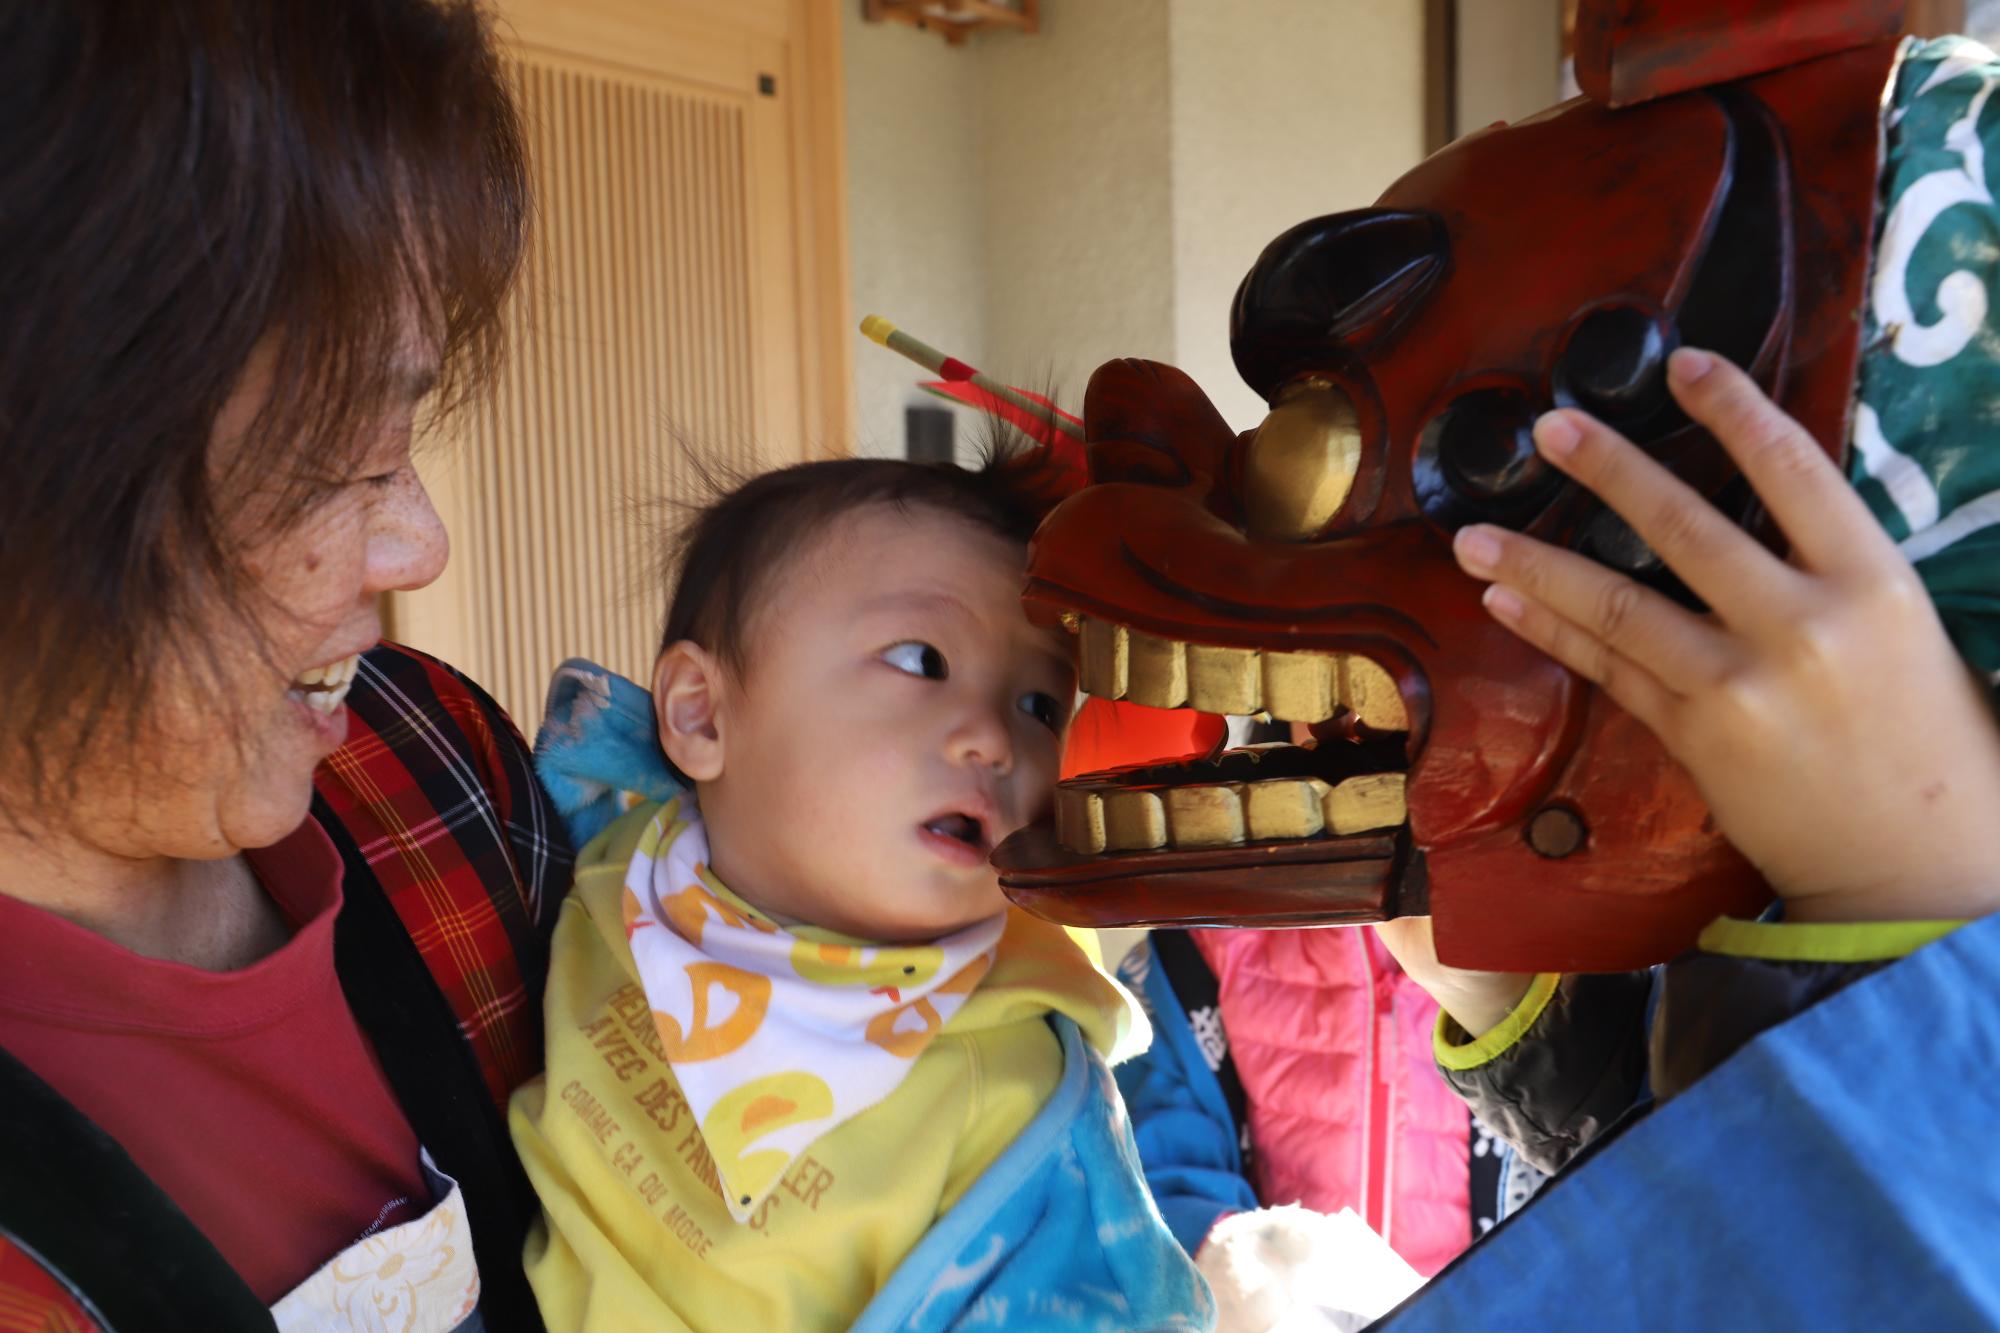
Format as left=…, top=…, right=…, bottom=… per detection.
left=696, top=503, right=1075, bottom=941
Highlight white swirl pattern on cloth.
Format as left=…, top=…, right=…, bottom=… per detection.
left=271, top=1154, right=479, bottom=1333
left=622, top=799, right=1005, bottom=1222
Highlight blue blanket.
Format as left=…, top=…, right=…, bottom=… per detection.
left=1381, top=913, right=2000, bottom=1329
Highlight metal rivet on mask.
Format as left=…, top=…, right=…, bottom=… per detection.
left=1527, top=806, right=1587, bottom=859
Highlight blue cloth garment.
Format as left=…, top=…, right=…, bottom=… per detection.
left=533, top=658, right=683, bottom=847
left=854, top=1017, right=1214, bottom=1333
left=1110, top=940, right=1262, bottom=1253
left=1380, top=913, right=2000, bottom=1328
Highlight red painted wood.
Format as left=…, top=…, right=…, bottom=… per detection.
left=995, top=821, right=1404, bottom=930
left=1575, top=0, right=1905, bottom=107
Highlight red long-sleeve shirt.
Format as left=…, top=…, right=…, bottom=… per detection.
left=0, top=818, right=430, bottom=1302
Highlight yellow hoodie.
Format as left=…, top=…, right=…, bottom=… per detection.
left=509, top=801, right=1136, bottom=1332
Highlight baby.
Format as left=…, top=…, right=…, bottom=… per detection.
left=510, top=451, right=1212, bottom=1331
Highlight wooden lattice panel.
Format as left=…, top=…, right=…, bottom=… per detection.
left=408, top=58, right=766, bottom=727
left=390, top=0, right=851, bottom=731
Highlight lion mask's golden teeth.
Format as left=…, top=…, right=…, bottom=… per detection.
left=1071, top=617, right=1406, bottom=730
left=1054, top=772, right=1405, bottom=855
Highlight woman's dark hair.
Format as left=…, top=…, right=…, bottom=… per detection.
left=662, top=437, right=1075, bottom=677
left=0, top=0, right=528, bottom=803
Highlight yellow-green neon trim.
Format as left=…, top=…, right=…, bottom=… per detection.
left=1696, top=915, right=1966, bottom=963
left=1433, top=972, right=1561, bottom=1072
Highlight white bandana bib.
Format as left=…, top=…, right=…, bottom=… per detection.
left=620, top=800, right=1005, bottom=1222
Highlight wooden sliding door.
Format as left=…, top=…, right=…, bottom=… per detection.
left=390, top=0, right=852, bottom=727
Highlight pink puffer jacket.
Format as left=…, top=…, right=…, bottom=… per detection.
left=1193, top=927, right=1470, bottom=1277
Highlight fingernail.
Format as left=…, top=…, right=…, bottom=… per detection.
left=1483, top=584, right=1526, bottom=624
left=1533, top=412, right=1581, bottom=461
left=1669, top=347, right=1714, bottom=384
left=1454, top=525, right=1503, bottom=574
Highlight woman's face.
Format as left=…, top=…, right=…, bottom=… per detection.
left=73, top=340, right=450, bottom=864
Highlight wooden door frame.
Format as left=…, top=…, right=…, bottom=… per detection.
left=1430, top=1, right=1967, bottom=159
left=1424, top=0, right=1456, bottom=154
left=794, top=0, right=857, bottom=457
left=1904, top=0, right=1967, bottom=36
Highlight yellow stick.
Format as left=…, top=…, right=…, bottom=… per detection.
left=860, top=315, right=1080, bottom=440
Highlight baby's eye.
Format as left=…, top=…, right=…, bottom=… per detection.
left=883, top=641, right=948, bottom=680
left=1019, top=690, right=1066, bottom=733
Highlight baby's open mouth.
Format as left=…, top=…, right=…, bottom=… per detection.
left=1053, top=616, right=1410, bottom=854
left=289, top=654, right=360, bottom=716
left=924, top=812, right=988, bottom=852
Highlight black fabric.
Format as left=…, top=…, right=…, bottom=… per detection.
left=1464, top=1110, right=1506, bottom=1240
left=1440, top=949, right=1897, bottom=1183
left=1439, top=970, right=1654, bottom=1176
left=1651, top=951, right=1893, bottom=1100
left=450, top=661, right=571, bottom=963
left=347, top=647, right=569, bottom=994
left=0, top=1046, right=275, bottom=1332
left=1150, top=930, right=1254, bottom=1173
left=317, top=795, right=546, bottom=1333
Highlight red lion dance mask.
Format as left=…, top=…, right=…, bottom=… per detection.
left=993, top=0, right=1912, bottom=971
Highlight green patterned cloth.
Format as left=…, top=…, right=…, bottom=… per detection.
left=1851, top=36, right=2000, bottom=685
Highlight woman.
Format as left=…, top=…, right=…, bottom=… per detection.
left=0, top=3, right=567, bottom=1329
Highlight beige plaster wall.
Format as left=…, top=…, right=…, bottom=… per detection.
left=976, top=0, right=1177, bottom=417
left=842, top=3, right=989, bottom=459
left=1456, top=0, right=1564, bottom=137
left=844, top=0, right=1431, bottom=454
left=1167, top=0, right=1427, bottom=431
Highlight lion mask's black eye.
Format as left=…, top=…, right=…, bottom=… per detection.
left=1413, top=384, right=1561, bottom=529
left=1552, top=305, right=1681, bottom=442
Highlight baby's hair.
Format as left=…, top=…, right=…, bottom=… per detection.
left=661, top=424, right=1078, bottom=677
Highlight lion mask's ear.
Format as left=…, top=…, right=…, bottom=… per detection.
left=1574, top=0, right=1904, bottom=108
left=1229, top=209, right=1447, bottom=402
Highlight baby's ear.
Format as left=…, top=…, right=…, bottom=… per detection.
left=653, top=641, right=727, bottom=782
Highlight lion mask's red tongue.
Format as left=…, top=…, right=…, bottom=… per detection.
left=1060, top=698, right=1229, bottom=779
